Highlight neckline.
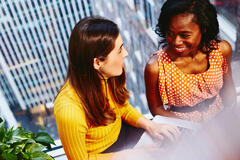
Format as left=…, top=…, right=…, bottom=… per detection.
left=160, top=49, right=212, bottom=76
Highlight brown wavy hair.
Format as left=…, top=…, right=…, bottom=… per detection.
left=67, top=16, right=129, bottom=126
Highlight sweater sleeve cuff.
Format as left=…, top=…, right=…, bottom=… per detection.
left=123, top=107, right=144, bottom=127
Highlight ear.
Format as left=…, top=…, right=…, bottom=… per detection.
left=93, top=58, right=102, bottom=70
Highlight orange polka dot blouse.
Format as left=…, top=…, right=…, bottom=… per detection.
left=156, top=45, right=227, bottom=122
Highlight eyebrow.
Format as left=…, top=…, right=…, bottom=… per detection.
left=168, top=30, right=192, bottom=34
left=118, top=43, right=123, bottom=51
left=180, top=31, right=192, bottom=34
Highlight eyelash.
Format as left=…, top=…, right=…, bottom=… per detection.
left=119, top=48, right=123, bottom=54
left=181, top=34, right=190, bottom=38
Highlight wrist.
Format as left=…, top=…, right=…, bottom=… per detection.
left=138, top=116, right=153, bottom=132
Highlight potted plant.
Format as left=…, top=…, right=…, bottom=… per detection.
left=0, top=117, right=55, bottom=160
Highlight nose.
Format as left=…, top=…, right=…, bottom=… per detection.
left=174, top=35, right=183, bottom=46
left=122, top=47, right=128, bottom=57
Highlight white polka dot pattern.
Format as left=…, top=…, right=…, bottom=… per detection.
left=155, top=43, right=227, bottom=122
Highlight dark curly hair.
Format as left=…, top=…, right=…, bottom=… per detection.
left=155, top=0, right=220, bottom=52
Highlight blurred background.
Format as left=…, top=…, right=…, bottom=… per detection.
left=0, top=0, right=239, bottom=141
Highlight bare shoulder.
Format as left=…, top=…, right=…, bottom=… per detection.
left=218, top=40, right=232, bottom=60
left=145, top=54, right=159, bottom=75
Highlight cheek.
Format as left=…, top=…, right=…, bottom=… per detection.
left=106, top=59, right=122, bottom=70
left=198, top=36, right=202, bottom=44
left=166, top=36, right=172, bottom=42
left=192, top=37, right=201, bottom=47
left=194, top=33, right=202, bottom=44
left=166, top=36, right=175, bottom=46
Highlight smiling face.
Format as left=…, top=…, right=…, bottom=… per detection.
left=166, top=13, right=202, bottom=58
left=95, top=33, right=128, bottom=79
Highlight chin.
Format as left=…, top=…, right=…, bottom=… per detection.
left=117, top=72, right=123, bottom=77
left=115, top=70, right=123, bottom=77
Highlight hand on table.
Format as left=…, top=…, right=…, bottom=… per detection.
left=145, top=121, right=180, bottom=143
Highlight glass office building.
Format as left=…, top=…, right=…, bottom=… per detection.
left=0, top=0, right=93, bottom=127
left=0, top=0, right=93, bottom=111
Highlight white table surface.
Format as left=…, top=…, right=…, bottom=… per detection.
left=135, top=115, right=201, bottom=148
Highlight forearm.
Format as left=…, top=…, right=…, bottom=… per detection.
left=136, top=116, right=153, bottom=130
left=150, top=105, right=178, bottom=118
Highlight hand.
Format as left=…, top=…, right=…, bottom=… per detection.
left=137, top=116, right=180, bottom=143
left=146, top=121, right=180, bottom=143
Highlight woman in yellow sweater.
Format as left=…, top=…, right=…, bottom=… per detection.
left=54, top=16, right=179, bottom=160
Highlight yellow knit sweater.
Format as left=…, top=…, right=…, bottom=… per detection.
left=54, top=80, right=143, bottom=160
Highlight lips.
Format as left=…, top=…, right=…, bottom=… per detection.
left=174, top=47, right=186, bottom=53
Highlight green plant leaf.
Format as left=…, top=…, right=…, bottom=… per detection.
left=1, top=151, right=18, bottom=160
left=0, top=119, right=6, bottom=142
left=0, top=142, right=10, bottom=152
left=7, top=127, right=34, bottom=145
left=4, top=127, right=14, bottom=142
left=25, top=143, right=46, bottom=153
left=5, top=148, right=14, bottom=153
left=0, top=117, right=3, bottom=125
left=11, top=141, right=26, bottom=150
left=0, top=127, right=5, bottom=142
left=30, top=151, right=54, bottom=160
left=12, top=146, right=23, bottom=155
left=35, top=132, right=55, bottom=145
left=20, top=151, right=30, bottom=160
left=0, top=117, right=55, bottom=160
left=25, top=138, right=36, bottom=144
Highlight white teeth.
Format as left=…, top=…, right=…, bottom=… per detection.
left=175, top=47, right=185, bottom=51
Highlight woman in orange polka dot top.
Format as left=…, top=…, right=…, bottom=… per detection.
left=144, top=0, right=237, bottom=122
